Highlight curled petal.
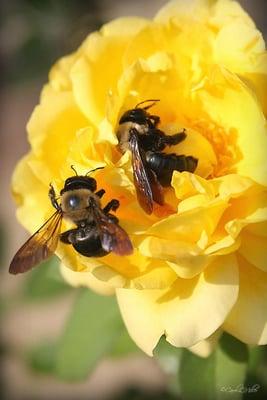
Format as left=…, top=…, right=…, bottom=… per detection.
left=224, top=256, right=267, bottom=344
left=60, top=263, right=115, bottom=296
left=117, top=255, right=238, bottom=355
left=238, top=231, right=267, bottom=273
left=189, top=329, right=222, bottom=358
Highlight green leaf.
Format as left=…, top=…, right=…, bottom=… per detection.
left=216, top=333, right=248, bottom=400
left=110, top=329, right=140, bottom=357
left=55, top=288, right=124, bottom=381
left=179, top=348, right=216, bottom=400
left=244, top=346, right=267, bottom=399
left=23, top=256, right=71, bottom=301
left=179, top=334, right=249, bottom=400
left=26, top=341, right=57, bottom=374
left=155, top=337, right=182, bottom=373
left=154, top=337, right=182, bottom=395
left=247, top=346, right=264, bottom=375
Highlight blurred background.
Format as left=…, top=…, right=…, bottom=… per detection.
left=1, top=1, right=267, bottom=399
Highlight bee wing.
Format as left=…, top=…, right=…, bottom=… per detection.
left=146, top=165, right=164, bottom=206
left=9, top=211, right=63, bottom=274
left=129, top=129, right=164, bottom=214
left=90, top=199, right=133, bottom=256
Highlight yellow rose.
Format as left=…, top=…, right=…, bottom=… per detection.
left=12, top=0, right=267, bottom=356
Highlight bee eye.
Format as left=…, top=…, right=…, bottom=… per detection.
left=68, top=195, right=80, bottom=209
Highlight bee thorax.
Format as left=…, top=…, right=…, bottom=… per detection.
left=117, top=122, right=147, bottom=153
left=60, top=189, right=101, bottom=225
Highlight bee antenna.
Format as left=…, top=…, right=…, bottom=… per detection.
left=135, top=99, right=160, bottom=110
left=71, top=165, right=78, bottom=176
left=86, top=166, right=104, bottom=176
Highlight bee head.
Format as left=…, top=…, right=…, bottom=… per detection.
left=119, top=107, right=148, bottom=125
left=60, top=165, right=105, bottom=195
left=119, top=99, right=160, bottom=126
left=60, top=176, right=97, bottom=195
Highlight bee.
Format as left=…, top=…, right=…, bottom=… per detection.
left=117, top=100, right=198, bottom=214
left=9, top=166, right=133, bottom=275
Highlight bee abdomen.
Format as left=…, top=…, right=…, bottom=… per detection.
left=73, top=238, right=108, bottom=257
left=146, top=151, right=198, bottom=186
left=60, top=227, right=109, bottom=257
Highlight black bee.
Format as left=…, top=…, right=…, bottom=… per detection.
left=9, top=167, right=133, bottom=275
left=117, top=100, right=198, bottom=214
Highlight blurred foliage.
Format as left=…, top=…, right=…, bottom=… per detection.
left=27, top=340, right=58, bottom=374
left=110, top=328, right=140, bottom=357
left=22, top=268, right=267, bottom=399
left=55, top=288, right=124, bottom=381
left=1, top=0, right=104, bottom=85
left=16, top=251, right=267, bottom=398
left=0, top=223, right=7, bottom=268
left=24, top=286, right=137, bottom=381
left=244, top=346, right=267, bottom=399
left=23, top=256, right=71, bottom=301
left=154, top=337, right=182, bottom=396
left=178, top=334, right=266, bottom=400
left=179, top=348, right=216, bottom=400
left=108, top=387, right=178, bottom=400
left=25, top=287, right=140, bottom=380
left=30, top=312, right=262, bottom=396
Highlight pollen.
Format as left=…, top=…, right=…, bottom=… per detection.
left=191, top=119, right=242, bottom=178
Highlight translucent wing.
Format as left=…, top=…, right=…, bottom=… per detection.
left=9, top=211, right=63, bottom=274
left=129, top=129, right=164, bottom=214
left=90, top=199, right=133, bottom=256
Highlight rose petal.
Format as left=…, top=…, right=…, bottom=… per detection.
left=212, top=174, right=258, bottom=199
left=155, top=0, right=210, bottom=24
left=172, top=171, right=216, bottom=200
left=12, top=155, right=53, bottom=233
left=49, top=53, right=77, bottom=92
left=214, top=21, right=265, bottom=73
left=210, top=0, right=255, bottom=29
left=70, top=19, right=149, bottom=125
left=238, top=231, right=267, bottom=272
left=225, top=206, right=267, bottom=239
left=27, top=89, right=88, bottom=180
left=117, top=255, right=238, bottom=355
left=60, top=263, right=115, bottom=295
left=130, top=260, right=177, bottom=290
left=162, top=255, right=239, bottom=348
left=116, top=288, right=165, bottom=356
left=224, top=256, right=267, bottom=344
left=165, top=126, right=217, bottom=179
left=188, top=329, right=222, bottom=358
left=146, top=199, right=227, bottom=241
left=100, top=17, right=149, bottom=38
left=196, top=66, right=267, bottom=186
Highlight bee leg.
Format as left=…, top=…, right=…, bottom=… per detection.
left=149, top=114, right=160, bottom=127
left=162, top=128, right=187, bottom=147
left=60, top=226, right=91, bottom=244
left=107, top=214, right=119, bottom=223
left=103, top=199, right=120, bottom=214
left=149, top=128, right=186, bottom=148
left=95, top=189, right=105, bottom=198
left=49, top=184, right=61, bottom=210
left=60, top=229, right=78, bottom=244
left=140, top=128, right=186, bottom=152
left=139, top=131, right=166, bottom=151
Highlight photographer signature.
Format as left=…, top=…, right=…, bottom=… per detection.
left=221, top=384, right=260, bottom=394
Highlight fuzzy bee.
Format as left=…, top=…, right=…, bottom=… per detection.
left=9, top=167, right=133, bottom=274
left=117, top=100, right=198, bottom=214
